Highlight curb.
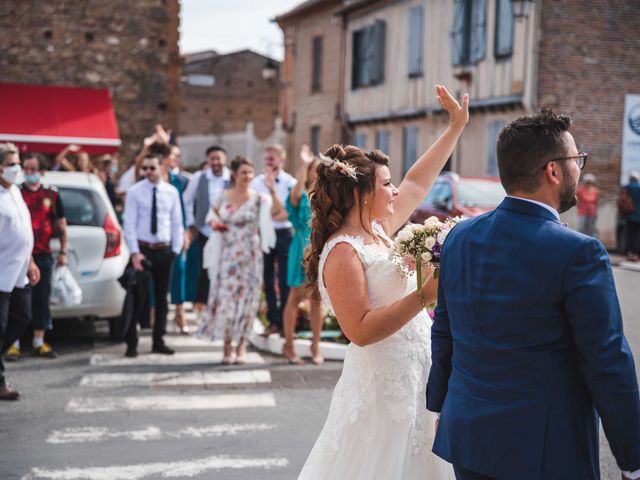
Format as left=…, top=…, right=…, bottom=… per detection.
left=619, top=261, right=640, bottom=273
left=248, top=320, right=347, bottom=361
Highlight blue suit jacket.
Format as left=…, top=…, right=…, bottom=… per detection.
left=427, top=197, right=640, bottom=479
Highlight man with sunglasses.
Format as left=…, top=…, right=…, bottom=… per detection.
left=428, top=109, right=640, bottom=479
left=123, top=153, right=184, bottom=357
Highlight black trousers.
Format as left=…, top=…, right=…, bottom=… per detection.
left=0, top=287, right=31, bottom=386
left=626, top=220, right=640, bottom=255
left=263, top=228, right=292, bottom=329
left=453, top=465, right=495, bottom=480
left=31, top=254, right=54, bottom=331
left=125, top=247, right=174, bottom=348
left=195, top=232, right=210, bottom=304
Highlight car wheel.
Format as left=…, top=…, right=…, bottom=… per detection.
left=107, top=315, right=125, bottom=342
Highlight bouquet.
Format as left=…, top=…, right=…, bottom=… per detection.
left=393, top=216, right=462, bottom=294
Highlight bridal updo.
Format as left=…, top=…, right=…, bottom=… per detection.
left=303, top=144, right=389, bottom=293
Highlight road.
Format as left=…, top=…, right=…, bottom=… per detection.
left=0, top=266, right=638, bottom=479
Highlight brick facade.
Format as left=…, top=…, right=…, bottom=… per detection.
left=0, top=0, right=181, bottom=163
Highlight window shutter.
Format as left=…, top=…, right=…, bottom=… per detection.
left=494, top=0, right=514, bottom=58
left=471, top=0, right=487, bottom=63
left=312, top=36, right=323, bottom=91
left=372, top=20, right=386, bottom=85
left=408, top=5, right=424, bottom=76
left=451, top=0, right=466, bottom=66
left=486, top=121, right=504, bottom=176
left=353, top=132, right=367, bottom=149
left=375, top=129, right=391, bottom=154
left=402, top=126, right=419, bottom=176
left=351, top=30, right=362, bottom=89
left=311, top=126, right=321, bottom=154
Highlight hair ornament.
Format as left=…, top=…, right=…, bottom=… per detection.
left=319, top=153, right=361, bottom=182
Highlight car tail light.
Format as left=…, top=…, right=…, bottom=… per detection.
left=103, top=215, right=121, bottom=258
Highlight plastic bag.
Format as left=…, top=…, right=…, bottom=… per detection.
left=50, top=265, right=83, bottom=307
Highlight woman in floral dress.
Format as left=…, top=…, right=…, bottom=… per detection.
left=200, top=156, right=280, bottom=364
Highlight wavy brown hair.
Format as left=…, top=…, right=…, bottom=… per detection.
left=303, top=144, right=389, bottom=295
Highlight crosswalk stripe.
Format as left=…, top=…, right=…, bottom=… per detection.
left=89, top=351, right=264, bottom=367
left=47, top=423, right=276, bottom=444
left=79, top=370, right=272, bottom=387
left=136, top=336, right=223, bottom=348
left=21, top=455, right=288, bottom=479
left=66, top=393, right=276, bottom=413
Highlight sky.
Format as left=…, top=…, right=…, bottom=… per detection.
left=180, top=0, right=304, bottom=60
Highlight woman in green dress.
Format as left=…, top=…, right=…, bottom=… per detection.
left=282, top=145, right=324, bottom=364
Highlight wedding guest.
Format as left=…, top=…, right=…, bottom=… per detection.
left=282, top=145, right=324, bottom=365
left=97, top=154, right=119, bottom=208
left=182, top=145, right=231, bottom=322
left=54, top=145, right=96, bottom=173
left=200, top=156, right=278, bottom=364
left=0, top=143, right=40, bottom=400
left=251, top=145, right=297, bottom=336
left=575, top=173, right=599, bottom=238
left=623, top=171, right=640, bottom=262
left=123, top=153, right=184, bottom=357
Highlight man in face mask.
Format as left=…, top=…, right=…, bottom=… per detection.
left=0, top=143, right=40, bottom=400
left=5, top=153, right=67, bottom=362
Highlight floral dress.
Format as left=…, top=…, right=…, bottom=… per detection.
left=199, top=191, right=270, bottom=342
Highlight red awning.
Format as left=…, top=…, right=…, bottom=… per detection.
left=0, top=82, right=121, bottom=155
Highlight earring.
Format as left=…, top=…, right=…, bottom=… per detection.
left=364, top=200, right=367, bottom=205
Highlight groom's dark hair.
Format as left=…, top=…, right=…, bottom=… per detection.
left=497, top=108, right=572, bottom=194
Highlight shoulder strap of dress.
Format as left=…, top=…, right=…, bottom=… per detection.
left=372, top=221, right=394, bottom=246
left=318, top=235, right=367, bottom=311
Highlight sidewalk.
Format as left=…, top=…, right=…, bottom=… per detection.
left=609, top=252, right=640, bottom=272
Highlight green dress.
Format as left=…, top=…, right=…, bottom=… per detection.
left=286, top=191, right=311, bottom=288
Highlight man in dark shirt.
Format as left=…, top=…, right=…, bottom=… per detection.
left=6, top=153, right=67, bottom=360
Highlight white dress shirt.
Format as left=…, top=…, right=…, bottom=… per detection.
left=250, top=170, right=297, bottom=230
left=182, top=167, right=230, bottom=237
left=507, top=196, right=560, bottom=221
left=123, top=179, right=184, bottom=255
left=0, top=184, right=34, bottom=292
left=117, top=165, right=135, bottom=194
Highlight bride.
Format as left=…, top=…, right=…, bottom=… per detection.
left=299, top=85, right=468, bottom=479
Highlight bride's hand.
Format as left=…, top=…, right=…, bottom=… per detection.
left=420, top=269, right=439, bottom=305
left=436, top=84, right=469, bottom=132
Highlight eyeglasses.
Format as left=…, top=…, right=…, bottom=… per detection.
left=547, top=152, right=588, bottom=171
left=141, top=166, right=157, bottom=171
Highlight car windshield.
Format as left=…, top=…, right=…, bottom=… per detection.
left=457, top=180, right=506, bottom=207
left=58, top=187, right=107, bottom=227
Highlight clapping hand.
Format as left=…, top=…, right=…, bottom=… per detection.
left=264, top=168, right=277, bottom=194
left=300, top=144, right=314, bottom=166
left=435, top=84, right=469, bottom=132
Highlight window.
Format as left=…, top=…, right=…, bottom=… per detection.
left=494, top=0, right=514, bottom=58
left=311, top=125, right=321, bottom=154
left=185, top=74, right=215, bottom=87
left=451, top=0, right=486, bottom=67
left=486, top=121, right=504, bottom=176
left=408, top=5, right=424, bottom=77
left=352, top=20, right=386, bottom=89
left=312, top=36, right=323, bottom=92
left=375, top=129, right=391, bottom=154
left=58, top=187, right=107, bottom=227
left=353, top=132, right=368, bottom=149
left=402, top=126, right=419, bottom=176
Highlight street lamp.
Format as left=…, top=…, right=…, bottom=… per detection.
left=262, top=59, right=278, bottom=80
left=511, top=0, right=534, bottom=20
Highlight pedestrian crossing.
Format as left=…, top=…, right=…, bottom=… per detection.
left=21, top=313, right=294, bottom=479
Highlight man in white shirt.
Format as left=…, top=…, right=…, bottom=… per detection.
left=182, top=145, right=230, bottom=316
left=250, top=144, right=297, bottom=336
left=0, top=144, right=40, bottom=400
left=123, top=153, right=184, bottom=357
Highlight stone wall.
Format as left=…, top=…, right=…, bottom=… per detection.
left=0, top=0, right=181, bottom=163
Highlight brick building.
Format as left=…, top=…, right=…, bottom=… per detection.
left=277, top=0, right=640, bottom=246
left=178, top=49, right=281, bottom=168
left=0, top=0, right=181, bottom=162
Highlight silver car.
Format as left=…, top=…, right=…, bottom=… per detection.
left=44, top=171, right=129, bottom=339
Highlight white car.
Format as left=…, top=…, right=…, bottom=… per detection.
left=44, top=171, right=129, bottom=338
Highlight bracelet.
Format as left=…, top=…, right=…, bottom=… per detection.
left=417, top=289, right=428, bottom=309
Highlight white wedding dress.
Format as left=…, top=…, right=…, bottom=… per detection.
left=299, top=223, right=454, bottom=479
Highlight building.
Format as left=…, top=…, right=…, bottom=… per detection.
left=278, top=0, right=640, bottom=246
left=178, top=49, right=282, bottom=168
left=0, top=0, right=181, bottom=162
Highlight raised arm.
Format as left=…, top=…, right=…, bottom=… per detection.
left=264, top=169, right=285, bottom=217
left=389, top=85, right=469, bottom=233
left=324, top=243, right=438, bottom=347
left=289, top=145, right=314, bottom=208
left=55, top=144, right=80, bottom=171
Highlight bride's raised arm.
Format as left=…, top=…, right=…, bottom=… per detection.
left=388, top=85, right=469, bottom=234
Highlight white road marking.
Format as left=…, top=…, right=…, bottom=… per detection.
left=136, top=336, right=223, bottom=348
left=21, top=455, right=288, bottom=479
left=89, top=351, right=264, bottom=367
left=79, top=370, right=272, bottom=387
left=47, top=423, right=276, bottom=444
left=66, top=393, right=276, bottom=413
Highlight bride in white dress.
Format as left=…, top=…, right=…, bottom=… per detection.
left=298, top=85, right=468, bottom=479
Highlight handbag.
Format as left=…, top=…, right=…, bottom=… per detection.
left=618, top=187, right=636, bottom=215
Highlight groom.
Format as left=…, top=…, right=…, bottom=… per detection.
left=427, top=109, right=640, bottom=479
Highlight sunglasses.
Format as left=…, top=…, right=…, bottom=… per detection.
left=141, top=165, right=157, bottom=171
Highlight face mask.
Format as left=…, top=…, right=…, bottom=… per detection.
left=111, top=165, right=118, bottom=175
left=24, top=173, right=40, bottom=185
left=1, top=164, right=24, bottom=185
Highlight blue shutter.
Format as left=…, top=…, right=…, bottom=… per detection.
left=408, top=5, right=424, bottom=77
left=372, top=20, right=386, bottom=84
left=494, top=0, right=514, bottom=58
left=486, top=121, right=504, bottom=176
left=451, top=0, right=466, bottom=66
left=402, top=126, right=419, bottom=176
left=353, top=132, right=368, bottom=149
left=375, top=129, right=391, bottom=154
left=471, top=0, right=487, bottom=63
